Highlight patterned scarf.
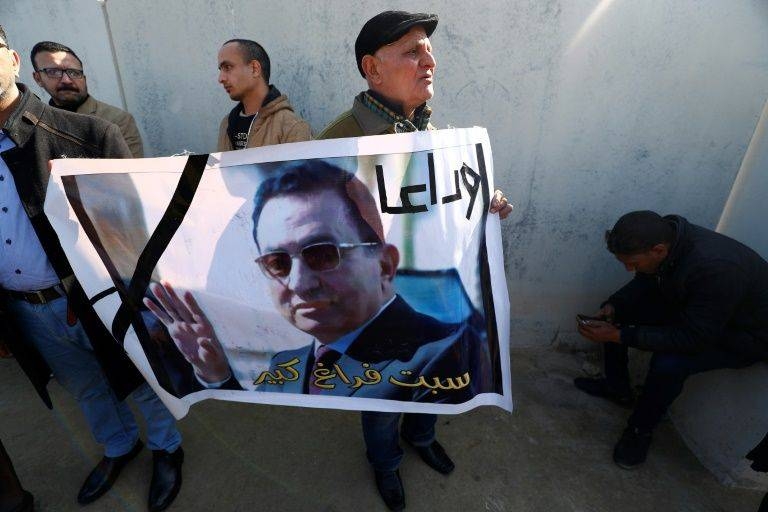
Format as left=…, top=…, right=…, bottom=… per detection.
left=361, top=91, right=432, bottom=132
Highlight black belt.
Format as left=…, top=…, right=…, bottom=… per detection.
left=4, top=284, right=64, bottom=304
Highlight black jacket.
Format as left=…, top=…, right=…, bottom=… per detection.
left=0, top=84, right=143, bottom=407
left=610, top=215, right=768, bottom=358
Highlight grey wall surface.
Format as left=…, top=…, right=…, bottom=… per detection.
left=4, top=0, right=768, bottom=347
left=668, top=99, right=768, bottom=490
left=671, top=363, right=768, bottom=489
left=718, top=98, right=768, bottom=258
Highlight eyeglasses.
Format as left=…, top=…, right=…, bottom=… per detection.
left=255, top=242, right=380, bottom=281
left=37, top=68, right=85, bottom=79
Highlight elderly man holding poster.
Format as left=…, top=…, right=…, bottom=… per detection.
left=316, top=10, right=512, bottom=510
left=148, top=10, right=511, bottom=511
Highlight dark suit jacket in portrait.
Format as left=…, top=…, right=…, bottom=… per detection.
left=259, top=295, right=492, bottom=404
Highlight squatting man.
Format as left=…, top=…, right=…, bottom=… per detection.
left=575, top=211, right=768, bottom=469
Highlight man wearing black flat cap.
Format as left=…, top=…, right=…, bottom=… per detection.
left=318, top=10, right=512, bottom=511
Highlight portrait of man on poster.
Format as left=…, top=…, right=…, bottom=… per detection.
left=144, top=159, right=494, bottom=402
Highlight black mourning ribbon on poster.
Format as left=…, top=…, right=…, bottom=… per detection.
left=109, top=153, right=209, bottom=343
left=472, top=143, right=503, bottom=392
left=63, top=154, right=208, bottom=345
left=63, top=154, right=206, bottom=397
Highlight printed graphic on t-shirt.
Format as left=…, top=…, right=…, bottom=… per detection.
left=231, top=113, right=256, bottom=150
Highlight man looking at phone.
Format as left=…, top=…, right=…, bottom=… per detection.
left=575, top=210, right=768, bottom=469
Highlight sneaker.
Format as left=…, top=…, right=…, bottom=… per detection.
left=613, top=426, right=652, bottom=469
left=574, top=377, right=634, bottom=408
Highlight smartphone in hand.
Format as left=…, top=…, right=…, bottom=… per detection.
left=576, top=314, right=604, bottom=326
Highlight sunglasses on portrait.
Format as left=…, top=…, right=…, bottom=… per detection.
left=255, top=242, right=380, bottom=281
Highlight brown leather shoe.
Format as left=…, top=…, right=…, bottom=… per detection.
left=0, top=340, right=14, bottom=358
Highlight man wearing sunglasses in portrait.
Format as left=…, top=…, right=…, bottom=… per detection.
left=146, top=160, right=489, bottom=405
left=31, top=41, right=144, bottom=158
left=145, top=160, right=495, bottom=509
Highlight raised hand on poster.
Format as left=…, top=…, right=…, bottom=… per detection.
left=144, top=282, right=232, bottom=384
left=489, top=189, right=513, bottom=219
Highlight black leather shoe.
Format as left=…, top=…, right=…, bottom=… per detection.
left=373, top=470, right=404, bottom=511
left=403, top=438, right=455, bottom=475
left=77, top=439, right=143, bottom=504
left=613, top=426, right=652, bottom=469
left=148, top=447, right=183, bottom=512
left=574, top=377, right=634, bottom=408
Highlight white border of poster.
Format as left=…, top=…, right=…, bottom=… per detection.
left=46, top=127, right=512, bottom=419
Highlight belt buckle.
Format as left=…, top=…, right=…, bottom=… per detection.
left=34, top=289, right=47, bottom=304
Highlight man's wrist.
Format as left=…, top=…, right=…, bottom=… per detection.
left=194, top=369, right=233, bottom=389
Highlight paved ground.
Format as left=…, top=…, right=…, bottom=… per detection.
left=1, top=348, right=764, bottom=511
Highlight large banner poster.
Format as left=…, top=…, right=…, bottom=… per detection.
left=45, top=128, right=512, bottom=418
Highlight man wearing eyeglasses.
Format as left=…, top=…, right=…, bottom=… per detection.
left=0, top=27, right=183, bottom=511
left=31, top=41, right=144, bottom=158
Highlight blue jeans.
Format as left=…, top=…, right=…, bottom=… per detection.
left=361, top=412, right=436, bottom=472
left=6, top=296, right=181, bottom=457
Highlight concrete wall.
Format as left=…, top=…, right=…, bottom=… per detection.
left=718, top=98, right=768, bottom=257
left=4, top=0, right=768, bottom=348
left=669, top=99, right=768, bottom=489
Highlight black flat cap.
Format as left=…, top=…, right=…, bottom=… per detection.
left=355, top=10, right=438, bottom=77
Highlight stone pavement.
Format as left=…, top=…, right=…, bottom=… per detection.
left=1, top=349, right=763, bottom=511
